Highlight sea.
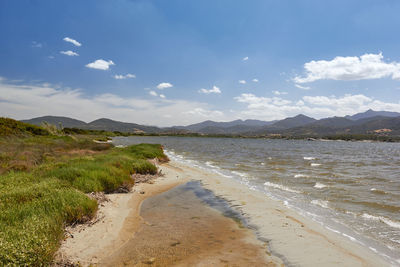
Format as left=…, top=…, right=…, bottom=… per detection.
left=113, top=136, right=400, bottom=265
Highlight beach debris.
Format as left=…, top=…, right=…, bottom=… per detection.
left=140, top=190, right=146, bottom=194
left=114, top=183, right=132, bottom=193
left=170, top=240, right=181, bottom=247
left=143, top=257, right=156, bottom=264
left=133, top=172, right=163, bottom=184
left=87, top=192, right=109, bottom=203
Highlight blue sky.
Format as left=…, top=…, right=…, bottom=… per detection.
left=1, top=0, right=400, bottom=126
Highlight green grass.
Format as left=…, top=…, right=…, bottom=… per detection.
left=0, top=131, right=167, bottom=265
left=0, top=117, right=50, bottom=136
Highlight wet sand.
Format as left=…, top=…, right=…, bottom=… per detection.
left=58, top=161, right=390, bottom=266
left=57, top=163, right=279, bottom=266
left=102, top=181, right=278, bottom=266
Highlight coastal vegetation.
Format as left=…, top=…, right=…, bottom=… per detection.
left=0, top=118, right=167, bottom=265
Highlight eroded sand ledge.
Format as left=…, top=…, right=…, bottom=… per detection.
left=57, top=161, right=390, bottom=266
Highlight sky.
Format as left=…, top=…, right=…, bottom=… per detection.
left=1, top=0, right=400, bottom=126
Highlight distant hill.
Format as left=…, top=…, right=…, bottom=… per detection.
left=268, top=114, right=316, bottom=129
left=347, top=116, right=400, bottom=135
left=345, top=109, right=400, bottom=121
left=22, top=116, right=163, bottom=134
left=282, top=116, right=400, bottom=136
left=177, top=119, right=275, bottom=133
left=21, top=109, right=400, bottom=137
left=22, top=116, right=87, bottom=128
left=309, top=117, right=355, bottom=128
left=84, top=118, right=162, bottom=133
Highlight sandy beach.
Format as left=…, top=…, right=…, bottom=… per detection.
left=57, top=160, right=390, bottom=266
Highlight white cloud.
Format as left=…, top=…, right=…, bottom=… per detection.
left=114, top=74, right=136, bottom=79
left=252, top=79, right=259, bottom=82
left=0, top=79, right=227, bottom=127
left=294, top=53, right=400, bottom=83
left=199, top=85, right=221, bottom=94
left=149, top=91, right=158, bottom=96
left=235, top=92, right=400, bottom=120
left=272, top=90, right=288, bottom=95
left=86, top=59, right=115, bottom=70
left=295, top=84, right=310, bottom=90
left=243, top=56, right=249, bottom=61
left=159, top=94, right=166, bottom=99
left=63, top=37, right=82, bottom=47
left=239, top=80, right=246, bottom=84
left=31, top=41, right=43, bottom=48
left=157, top=82, right=173, bottom=90
left=60, top=50, right=79, bottom=56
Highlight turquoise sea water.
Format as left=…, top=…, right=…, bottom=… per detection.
left=113, top=136, right=400, bottom=265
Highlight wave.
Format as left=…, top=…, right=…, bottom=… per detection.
left=303, top=156, right=316, bottom=160
left=314, top=182, right=328, bottom=189
left=294, top=174, right=309, bottom=178
left=232, top=171, right=248, bottom=178
left=311, top=163, right=321, bottom=167
left=311, top=199, right=329, bottom=209
left=205, top=161, right=218, bottom=169
left=264, top=181, right=301, bottom=194
left=370, top=188, right=388, bottom=195
left=361, top=213, right=400, bottom=230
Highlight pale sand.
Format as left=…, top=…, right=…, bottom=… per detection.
left=57, top=164, right=188, bottom=266
left=58, top=160, right=390, bottom=266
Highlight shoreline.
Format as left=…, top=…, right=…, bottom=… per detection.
left=170, top=160, right=391, bottom=266
left=58, top=160, right=391, bottom=266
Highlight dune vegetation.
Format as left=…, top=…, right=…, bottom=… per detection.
left=0, top=118, right=167, bottom=265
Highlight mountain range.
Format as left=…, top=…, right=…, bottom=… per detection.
left=21, top=109, right=400, bottom=137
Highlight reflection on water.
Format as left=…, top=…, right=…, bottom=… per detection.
left=113, top=136, right=400, bottom=265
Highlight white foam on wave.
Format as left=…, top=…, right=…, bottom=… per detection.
left=260, top=162, right=265, bottom=166
left=264, top=181, right=301, bottom=194
left=311, top=163, right=321, bottom=167
left=362, top=213, right=400, bottom=229
left=205, top=161, right=218, bottom=169
left=232, top=171, right=248, bottom=178
left=294, top=174, right=309, bottom=178
left=325, top=226, right=341, bottom=234
left=342, top=233, right=365, bottom=246
left=314, top=182, right=328, bottom=189
left=311, top=199, right=329, bottom=209
left=303, top=156, right=316, bottom=160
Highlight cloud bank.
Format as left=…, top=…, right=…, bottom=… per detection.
left=0, top=79, right=223, bottom=126
left=235, top=93, right=400, bottom=120
left=294, top=53, right=400, bottom=83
